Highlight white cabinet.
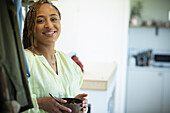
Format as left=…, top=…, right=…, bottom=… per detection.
left=126, top=67, right=170, bottom=113
left=163, top=73, right=170, bottom=113
left=81, top=62, right=117, bottom=113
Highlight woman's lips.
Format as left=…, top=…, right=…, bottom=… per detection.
left=42, top=31, right=56, bottom=37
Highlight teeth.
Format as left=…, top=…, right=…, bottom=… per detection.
left=44, top=31, right=54, bottom=34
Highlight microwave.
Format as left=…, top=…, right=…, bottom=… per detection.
left=152, top=52, right=170, bottom=67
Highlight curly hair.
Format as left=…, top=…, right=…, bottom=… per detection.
left=22, top=0, right=61, bottom=49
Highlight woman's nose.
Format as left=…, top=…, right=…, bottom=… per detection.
left=44, top=20, right=53, bottom=29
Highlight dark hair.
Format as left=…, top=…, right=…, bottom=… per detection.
left=22, top=0, right=61, bottom=49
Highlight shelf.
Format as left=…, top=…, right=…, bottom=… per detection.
left=129, top=25, right=170, bottom=29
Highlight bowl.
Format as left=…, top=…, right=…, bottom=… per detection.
left=61, top=98, right=83, bottom=113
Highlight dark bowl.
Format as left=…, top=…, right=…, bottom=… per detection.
left=61, top=98, right=83, bottom=113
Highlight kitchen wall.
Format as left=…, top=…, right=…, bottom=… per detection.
left=129, top=0, right=170, bottom=55
left=53, top=0, right=130, bottom=113
left=129, top=28, right=170, bottom=51
left=131, top=0, right=170, bottom=22
left=126, top=0, right=170, bottom=112
left=53, top=0, right=129, bottom=63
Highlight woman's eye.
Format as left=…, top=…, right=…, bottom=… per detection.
left=51, top=18, right=57, bottom=22
left=37, top=20, right=44, bottom=23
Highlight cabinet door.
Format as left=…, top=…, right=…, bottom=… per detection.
left=126, top=69, right=163, bottom=113
left=163, top=72, right=170, bottom=113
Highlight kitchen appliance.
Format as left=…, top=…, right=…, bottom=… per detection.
left=136, top=50, right=152, bottom=66
left=152, top=51, right=170, bottom=67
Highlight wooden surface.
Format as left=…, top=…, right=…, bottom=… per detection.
left=81, top=62, right=117, bottom=90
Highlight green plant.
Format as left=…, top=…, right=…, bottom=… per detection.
left=130, top=1, right=143, bottom=19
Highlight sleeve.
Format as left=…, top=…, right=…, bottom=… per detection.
left=24, top=50, right=33, bottom=72
left=59, top=51, right=84, bottom=96
left=69, top=57, right=88, bottom=113
left=22, top=82, right=40, bottom=113
left=22, top=50, right=40, bottom=113
left=73, top=64, right=84, bottom=97
left=70, top=56, right=84, bottom=96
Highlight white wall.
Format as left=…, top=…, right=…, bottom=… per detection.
left=129, top=27, right=170, bottom=51
left=53, top=0, right=129, bottom=112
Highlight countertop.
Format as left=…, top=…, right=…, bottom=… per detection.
left=81, top=62, right=117, bottom=90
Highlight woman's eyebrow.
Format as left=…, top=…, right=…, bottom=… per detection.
left=50, top=14, right=58, bottom=16
left=37, top=14, right=58, bottom=18
left=37, top=15, right=44, bottom=18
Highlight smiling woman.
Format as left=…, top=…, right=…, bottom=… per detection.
left=23, top=0, right=61, bottom=49
left=22, top=0, right=88, bottom=113
left=35, top=4, right=61, bottom=49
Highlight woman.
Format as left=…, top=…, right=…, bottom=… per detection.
left=22, top=0, right=88, bottom=113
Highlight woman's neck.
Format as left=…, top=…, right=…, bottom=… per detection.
left=31, top=44, right=58, bottom=74
left=32, top=44, right=56, bottom=60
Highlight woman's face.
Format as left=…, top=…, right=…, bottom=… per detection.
left=35, top=3, right=61, bottom=46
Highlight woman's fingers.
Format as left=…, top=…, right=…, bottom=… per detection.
left=53, top=97, right=67, bottom=103
left=82, top=99, right=88, bottom=112
left=54, top=109, right=62, bottom=113
left=82, top=98, right=88, bottom=103
left=37, top=97, right=74, bottom=113
left=75, top=93, right=88, bottom=112
left=82, top=103, right=88, bottom=108
left=51, top=98, right=72, bottom=113
left=54, top=101, right=72, bottom=113
left=82, top=107, right=87, bottom=112
left=75, top=93, right=88, bottom=99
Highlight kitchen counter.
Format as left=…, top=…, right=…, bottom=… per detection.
left=81, top=62, right=117, bottom=90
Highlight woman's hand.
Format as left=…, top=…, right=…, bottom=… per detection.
left=37, top=97, right=72, bottom=113
left=75, top=93, right=88, bottom=112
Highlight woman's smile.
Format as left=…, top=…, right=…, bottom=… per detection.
left=42, top=30, right=57, bottom=37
